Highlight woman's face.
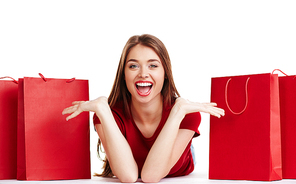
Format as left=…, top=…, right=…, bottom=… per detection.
left=124, top=44, right=165, bottom=104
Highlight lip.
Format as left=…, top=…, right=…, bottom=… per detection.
left=135, top=81, right=153, bottom=97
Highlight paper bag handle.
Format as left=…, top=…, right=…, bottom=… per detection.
left=0, top=76, right=18, bottom=84
left=38, top=73, right=76, bottom=83
left=272, top=69, right=288, bottom=76
left=225, top=77, right=250, bottom=115
left=272, top=69, right=296, bottom=79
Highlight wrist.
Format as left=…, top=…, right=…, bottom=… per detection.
left=94, top=97, right=110, bottom=117
left=169, top=106, right=185, bottom=124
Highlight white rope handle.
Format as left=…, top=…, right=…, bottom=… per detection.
left=225, top=77, right=250, bottom=115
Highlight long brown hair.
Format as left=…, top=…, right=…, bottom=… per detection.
left=95, top=34, right=180, bottom=177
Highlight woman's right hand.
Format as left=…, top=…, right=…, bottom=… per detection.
left=62, top=96, right=108, bottom=121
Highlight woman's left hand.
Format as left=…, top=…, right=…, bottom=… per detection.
left=172, top=97, right=225, bottom=118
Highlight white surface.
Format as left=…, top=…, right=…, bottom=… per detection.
left=0, top=171, right=295, bottom=184
left=1, top=0, right=296, bottom=183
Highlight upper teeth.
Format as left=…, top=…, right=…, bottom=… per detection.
left=137, top=83, right=152, bottom=87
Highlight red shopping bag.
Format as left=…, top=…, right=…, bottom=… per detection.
left=274, top=69, right=296, bottom=179
left=17, top=74, right=90, bottom=180
left=0, top=77, right=18, bottom=179
left=209, top=73, right=282, bottom=181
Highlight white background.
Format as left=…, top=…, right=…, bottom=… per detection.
left=1, top=0, right=296, bottom=179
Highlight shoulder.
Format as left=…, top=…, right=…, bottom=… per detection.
left=165, top=100, right=201, bottom=122
left=163, top=101, right=201, bottom=126
left=180, top=112, right=201, bottom=137
left=93, top=100, right=127, bottom=135
left=166, top=100, right=201, bottom=137
left=93, top=100, right=127, bottom=125
left=183, top=112, right=201, bottom=123
left=110, top=100, right=126, bottom=119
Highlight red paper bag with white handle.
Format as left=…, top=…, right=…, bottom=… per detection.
left=17, top=74, right=90, bottom=180
left=0, top=77, right=18, bottom=179
left=209, top=73, right=282, bottom=181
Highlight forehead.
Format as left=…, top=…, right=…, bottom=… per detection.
left=126, top=44, right=161, bottom=62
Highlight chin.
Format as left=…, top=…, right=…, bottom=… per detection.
left=133, top=93, right=163, bottom=105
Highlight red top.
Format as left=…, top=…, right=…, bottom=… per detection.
left=93, top=101, right=201, bottom=177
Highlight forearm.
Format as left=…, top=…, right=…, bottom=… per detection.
left=142, top=96, right=223, bottom=179
left=96, top=106, right=138, bottom=182
left=141, top=109, right=185, bottom=182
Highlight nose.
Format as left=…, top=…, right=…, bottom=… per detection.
left=139, top=67, right=149, bottom=78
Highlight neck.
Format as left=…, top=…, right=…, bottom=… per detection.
left=130, top=96, right=163, bottom=125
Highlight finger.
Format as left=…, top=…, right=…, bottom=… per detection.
left=66, top=110, right=82, bottom=121
left=210, top=107, right=225, bottom=115
left=209, top=111, right=222, bottom=118
left=62, top=105, right=78, bottom=115
left=211, top=108, right=225, bottom=117
left=62, top=107, right=71, bottom=115
left=72, top=101, right=85, bottom=105
left=62, top=106, right=74, bottom=115
left=201, top=103, right=217, bottom=107
left=207, top=102, right=218, bottom=107
left=203, top=106, right=223, bottom=117
left=210, top=102, right=217, bottom=106
left=216, top=107, right=225, bottom=116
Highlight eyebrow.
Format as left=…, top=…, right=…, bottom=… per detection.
left=127, top=59, right=161, bottom=63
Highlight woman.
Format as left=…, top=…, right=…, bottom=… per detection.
left=62, top=34, right=224, bottom=183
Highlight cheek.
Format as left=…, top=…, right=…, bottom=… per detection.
left=154, top=70, right=165, bottom=88
left=124, top=68, right=130, bottom=82
left=124, top=70, right=135, bottom=88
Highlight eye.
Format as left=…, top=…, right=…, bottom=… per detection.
left=149, top=64, right=158, bottom=68
left=129, top=64, right=138, bottom=69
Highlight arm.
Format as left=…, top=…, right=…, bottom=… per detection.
left=62, top=97, right=138, bottom=183
left=141, top=98, right=225, bottom=183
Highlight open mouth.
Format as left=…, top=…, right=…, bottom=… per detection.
left=135, top=81, right=153, bottom=96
